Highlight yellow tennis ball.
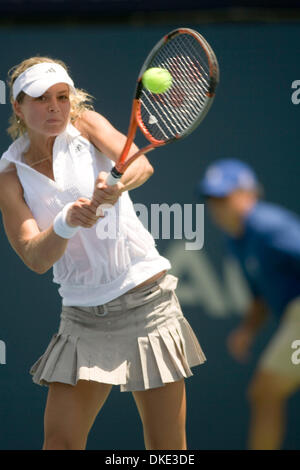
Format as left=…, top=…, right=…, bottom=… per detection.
left=142, top=67, right=173, bottom=94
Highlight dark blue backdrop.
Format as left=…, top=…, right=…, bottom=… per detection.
left=0, top=22, right=299, bottom=450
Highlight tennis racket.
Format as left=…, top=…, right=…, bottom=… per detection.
left=106, top=27, right=219, bottom=186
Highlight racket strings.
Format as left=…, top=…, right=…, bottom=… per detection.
left=140, top=33, right=214, bottom=142
left=141, top=95, right=175, bottom=140
left=142, top=82, right=190, bottom=137
left=167, top=39, right=210, bottom=95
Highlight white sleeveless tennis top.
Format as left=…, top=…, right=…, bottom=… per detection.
left=0, top=123, right=171, bottom=306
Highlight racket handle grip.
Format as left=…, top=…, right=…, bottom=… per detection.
left=96, top=168, right=123, bottom=216
left=106, top=167, right=123, bottom=186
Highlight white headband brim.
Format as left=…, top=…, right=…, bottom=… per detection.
left=12, top=62, right=76, bottom=100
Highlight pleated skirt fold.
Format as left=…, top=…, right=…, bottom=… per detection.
left=30, top=274, right=206, bottom=392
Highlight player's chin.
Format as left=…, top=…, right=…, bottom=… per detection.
left=44, top=120, right=68, bottom=135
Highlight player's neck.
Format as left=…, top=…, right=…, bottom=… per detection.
left=24, top=131, right=56, bottom=166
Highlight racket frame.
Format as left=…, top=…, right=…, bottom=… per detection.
left=107, top=27, right=219, bottom=185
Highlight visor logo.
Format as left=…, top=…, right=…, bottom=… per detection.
left=46, top=67, right=56, bottom=73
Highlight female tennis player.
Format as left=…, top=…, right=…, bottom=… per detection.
left=0, top=56, right=206, bottom=450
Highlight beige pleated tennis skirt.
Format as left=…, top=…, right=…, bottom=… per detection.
left=30, top=273, right=206, bottom=392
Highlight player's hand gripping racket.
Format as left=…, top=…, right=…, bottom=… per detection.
left=106, top=27, right=219, bottom=186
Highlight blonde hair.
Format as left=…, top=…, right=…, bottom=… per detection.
left=7, top=56, right=94, bottom=140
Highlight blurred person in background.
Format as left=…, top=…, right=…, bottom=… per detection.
left=197, top=159, right=300, bottom=450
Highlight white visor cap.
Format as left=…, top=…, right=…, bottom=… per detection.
left=12, top=62, right=76, bottom=100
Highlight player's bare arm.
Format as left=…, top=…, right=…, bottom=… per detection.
left=75, top=109, right=154, bottom=191
left=0, top=170, right=99, bottom=274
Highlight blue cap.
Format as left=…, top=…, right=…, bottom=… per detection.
left=197, top=159, right=259, bottom=198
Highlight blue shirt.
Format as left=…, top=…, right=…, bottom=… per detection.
left=226, top=201, right=300, bottom=319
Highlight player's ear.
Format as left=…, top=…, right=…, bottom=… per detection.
left=13, top=99, right=24, bottom=121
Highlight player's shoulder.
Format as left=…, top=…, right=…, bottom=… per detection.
left=246, top=201, right=300, bottom=236
left=0, top=162, right=18, bottom=184
left=0, top=164, right=24, bottom=209
left=74, top=110, right=108, bottom=136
